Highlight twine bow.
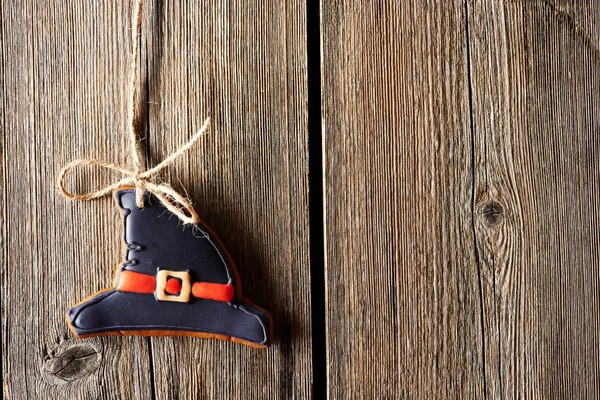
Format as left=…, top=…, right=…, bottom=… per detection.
left=57, top=118, right=211, bottom=225
left=57, top=0, right=206, bottom=225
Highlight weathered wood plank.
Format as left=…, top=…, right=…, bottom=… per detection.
left=1, top=1, right=153, bottom=399
left=2, top=0, right=311, bottom=398
left=144, top=1, right=311, bottom=398
left=321, top=2, right=485, bottom=398
left=467, top=0, right=600, bottom=398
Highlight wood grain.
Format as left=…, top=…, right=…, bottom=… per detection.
left=144, top=0, right=312, bottom=398
left=1, top=1, right=154, bottom=399
left=321, top=0, right=600, bottom=398
left=467, top=0, right=600, bottom=398
left=1, top=1, right=311, bottom=399
left=4, top=0, right=599, bottom=398
left=321, top=2, right=485, bottom=398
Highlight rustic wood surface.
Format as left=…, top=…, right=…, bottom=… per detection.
left=3, top=0, right=600, bottom=399
left=321, top=2, right=485, bottom=398
left=467, top=1, right=600, bottom=398
left=322, top=0, right=599, bottom=399
left=1, top=1, right=311, bottom=399
left=143, top=1, right=311, bottom=399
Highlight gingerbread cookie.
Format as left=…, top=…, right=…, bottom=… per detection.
left=67, top=188, right=272, bottom=348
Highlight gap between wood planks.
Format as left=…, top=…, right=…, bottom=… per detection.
left=132, top=2, right=328, bottom=398
left=307, top=0, right=328, bottom=398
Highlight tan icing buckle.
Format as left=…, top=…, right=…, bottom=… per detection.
left=155, top=270, right=191, bottom=303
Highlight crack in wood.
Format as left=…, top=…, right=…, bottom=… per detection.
left=50, top=353, right=98, bottom=379
left=464, top=1, right=489, bottom=397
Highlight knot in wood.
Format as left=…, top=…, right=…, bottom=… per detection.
left=43, top=343, right=101, bottom=383
left=481, top=201, right=505, bottom=228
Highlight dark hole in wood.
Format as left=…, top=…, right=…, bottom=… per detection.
left=481, top=201, right=505, bottom=227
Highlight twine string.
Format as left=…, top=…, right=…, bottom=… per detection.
left=128, top=0, right=145, bottom=209
left=57, top=0, right=208, bottom=225
left=58, top=118, right=211, bottom=225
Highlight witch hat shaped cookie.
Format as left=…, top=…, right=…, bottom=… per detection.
left=59, top=0, right=271, bottom=348
left=67, top=188, right=272, bottom=348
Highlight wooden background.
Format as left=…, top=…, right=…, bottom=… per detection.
left=2, top=0, right=599, bottom=399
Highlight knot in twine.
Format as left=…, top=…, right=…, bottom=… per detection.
left=58, top=118, right=211, bottom=225
left=58, top=0, right=207, bottom=225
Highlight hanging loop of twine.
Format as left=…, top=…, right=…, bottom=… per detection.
left=58, top=0, right=209, bottom=225
left=58, top=118, right=211, bottom=225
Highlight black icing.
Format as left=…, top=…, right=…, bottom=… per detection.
left=67, top=189, right=271, bottom=346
